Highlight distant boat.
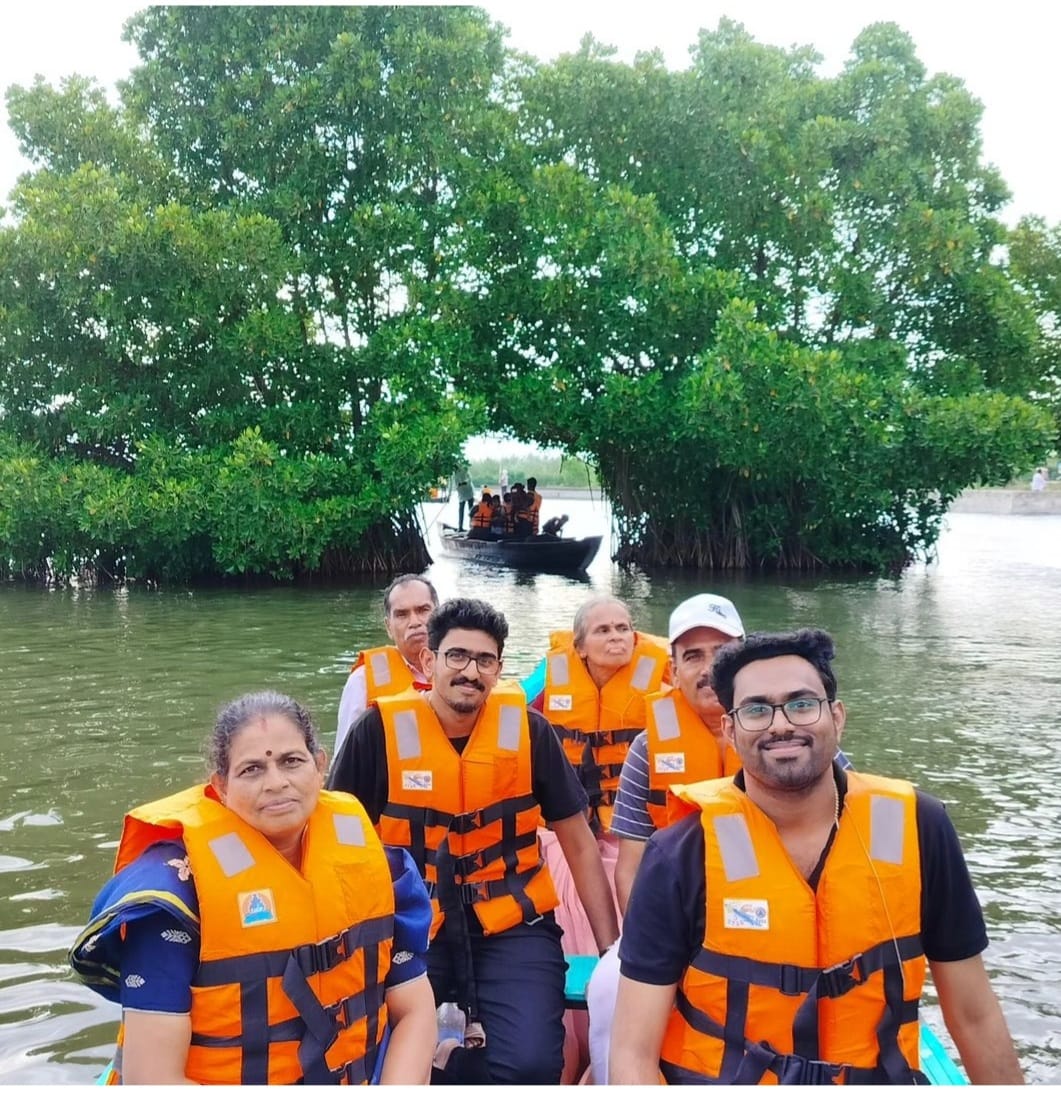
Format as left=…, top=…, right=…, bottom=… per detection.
left=438, top=528, right=602, bottom=573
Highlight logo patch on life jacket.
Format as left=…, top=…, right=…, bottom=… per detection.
left=723, top=898, right=769, bottom=930
left=654, top=751, right=686, bottom=773
left=548, top=694, right=573, bottom=711
left=402, top=769, right=433, bottom=791
left=238, top=888, right=278, bottom=927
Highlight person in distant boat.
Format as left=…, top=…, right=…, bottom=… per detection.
left=541, top=513, right=569, bottom=537
left=335, top=573, right=438, bottom=757
left=525, top=476, right=543, bottom=534
left=453, top=464, right=475, bottom=531
left=327, top=598, right=618, bottom=1085
left=70, top=691, right=436, bottom=1085
left=468, top=489, right=494, bottom=538
left=489, top=492, right=505, bottom=534
left=610, top=628, right=1025, bottom=1085
left=500, top=491, right=515, bottom=534
left=508, top=482, right=534, bottom=537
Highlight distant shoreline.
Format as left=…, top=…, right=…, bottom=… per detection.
left=435, top=485, right=1061, bottom=513
left=948, top=487, right=1061, bottom=514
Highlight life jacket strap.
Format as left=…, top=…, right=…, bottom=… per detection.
left=689, top=933, right=923, bottom=999
left=449, top=793, right=538, bottom=833
left=556, top=726, right=643, bottom=747
left=450, top=827, right=538, bottom=877
left=426, top=862, right=545, bottom=907
left=194, top=914, right=394, bottom=986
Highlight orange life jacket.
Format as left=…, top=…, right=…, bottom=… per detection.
left=527, top=490, right=542, bottom=534
left=376, top=683, right=558, bottom=938
left=110, top=785, right=394, bottom=1085
left=644, top=687, right=739, bottom=830
left=543, top=630, right=670, bottom=830
left=660, top=773, right=925, bottom=1085
left=350, top=646, right=427, bottom=703
left=471, top=501, right=493, bottom=528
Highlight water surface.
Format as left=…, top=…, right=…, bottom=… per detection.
left=1, top=504, right=1058, bottom=1082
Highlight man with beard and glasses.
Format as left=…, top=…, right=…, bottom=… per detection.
left=328, top=598, right=618, bottom=1086
left=610, top=628, right=1023, bottom=1086
left=588, top=603, right=853, bottom=1082
left=334, top=574, right=438, bottom=758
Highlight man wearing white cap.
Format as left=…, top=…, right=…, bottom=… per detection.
left=585, top=593, right=744, bottom=1082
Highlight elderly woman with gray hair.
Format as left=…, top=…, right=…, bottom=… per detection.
left=71, top=691, right=435, bottom=1085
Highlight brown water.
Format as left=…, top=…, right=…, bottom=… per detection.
left=1, top=502, right=1059, bottom=1083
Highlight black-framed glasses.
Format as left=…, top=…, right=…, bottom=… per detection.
left=728, top=697, right=830, bottom=732
left=436, top=647, right=501, bottom=674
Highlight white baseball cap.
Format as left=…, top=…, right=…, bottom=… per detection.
left=667, top=594, right=745, bottom=644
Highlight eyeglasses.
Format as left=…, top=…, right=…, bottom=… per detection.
left=436, top=647, right=501, bottom=674
left=728, top=697, right=830, bottom=732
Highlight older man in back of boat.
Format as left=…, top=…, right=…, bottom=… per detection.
left=334, top=573, right=438, bottom=757
left=610, top=627, right=1024, bottom=1085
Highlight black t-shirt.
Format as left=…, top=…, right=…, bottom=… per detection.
left=619, top=769, right=989, bottom=986
left=327, top=702, right=588, bottom=826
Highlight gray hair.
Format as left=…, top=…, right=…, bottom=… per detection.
left=382, top=573, right=439, bottom=617
left=572, top=596, right=632, bottom=647
left=208, top=691, right=320, bottom=777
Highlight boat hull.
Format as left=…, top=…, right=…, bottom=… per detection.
left=439, top=532, right=602, bottom=573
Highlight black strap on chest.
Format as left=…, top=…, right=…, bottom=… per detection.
left=666, top=933, right=925, bottom=1086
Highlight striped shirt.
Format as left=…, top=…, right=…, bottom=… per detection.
left=609, top=731, right=854, bottom=842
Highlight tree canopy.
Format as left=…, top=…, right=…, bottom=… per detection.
left=0, top=7, right=1054, bottom=582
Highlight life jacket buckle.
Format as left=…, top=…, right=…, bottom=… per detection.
left=773, top=1053, right=846, bottom=1085
left=457, top=848, right=489, bottom=874
left=777, top=963, right=805, bottom=996
left=298, top=928, right=349, bottom=975
left=820, top=952, right=865, bottom=998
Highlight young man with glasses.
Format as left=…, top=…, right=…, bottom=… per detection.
left=611, top=628, right=1023, bottom=1085
left=327, top=598, right=618, bottom=1085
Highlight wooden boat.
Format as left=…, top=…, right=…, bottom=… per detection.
left=438, top=528, right=602, bottom=573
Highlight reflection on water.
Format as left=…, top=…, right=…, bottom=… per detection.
left=1, top=505, right=1059, bottom=1082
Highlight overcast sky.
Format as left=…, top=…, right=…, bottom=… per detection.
left=1, top=1, right=1057, bottom=226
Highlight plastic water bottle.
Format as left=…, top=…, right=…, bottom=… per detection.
left=436, top=1001, right=466, bottom=1045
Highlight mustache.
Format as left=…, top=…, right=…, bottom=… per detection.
left=451, top=677, right=486, bottom=691
left=695, top=673, right=713, bottom=690
left=761, top=733, right=812, bottom=748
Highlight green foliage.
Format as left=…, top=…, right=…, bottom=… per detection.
left=467, top=451, right=599, bottom=490
left=0, top=8, right=1056, bottom=580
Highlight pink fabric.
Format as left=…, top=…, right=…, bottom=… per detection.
left=540, top=828, right=621, bottom=1084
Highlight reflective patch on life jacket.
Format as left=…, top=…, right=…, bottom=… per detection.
left=871, top=796, right=905, bottom=864
left=395, top=710, right=421, bottom=760
left=334, top=813, right=367, bottom=847
left=655, top=751, right=686, bottom=774
left=630, top=655, right=657, bottom=692
left=549, top=653, right=571, bottom=687
left=713, top=814, right=759, bottom=883
left=370, top=651, right=392, bottom=686
left=208, top=832, right=255, bottom=877
left=498, top=705, right=522, bottom=751
left=652, top=695, right=680, bottom=741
